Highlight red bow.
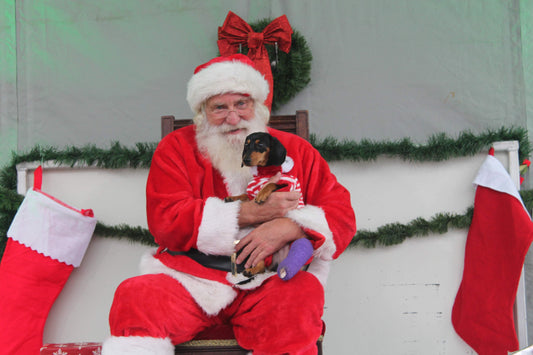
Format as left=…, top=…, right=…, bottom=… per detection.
left=218, top=11, right=293, bottom=110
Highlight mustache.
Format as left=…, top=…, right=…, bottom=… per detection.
left=217, top=121, right=252, bottom=134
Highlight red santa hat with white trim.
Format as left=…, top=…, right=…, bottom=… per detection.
left=186, top=54, right=270, bottom=114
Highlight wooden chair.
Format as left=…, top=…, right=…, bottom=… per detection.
left=161, top=110, right=309, bottom=141
left=160, top=111, right=324, bottom=355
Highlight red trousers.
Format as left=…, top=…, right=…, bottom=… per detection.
left=108, top=271, right=324, bottom=355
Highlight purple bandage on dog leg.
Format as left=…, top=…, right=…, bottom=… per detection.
left=277, top=238, right=314, bottom=281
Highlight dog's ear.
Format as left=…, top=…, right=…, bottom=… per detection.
left=267, top=135, right=287, bottom=166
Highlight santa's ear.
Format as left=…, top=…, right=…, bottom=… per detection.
left=267, top=136, right=287, bottom=166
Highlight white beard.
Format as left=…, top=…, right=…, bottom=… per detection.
left=195, top=113, right=267, bottom=195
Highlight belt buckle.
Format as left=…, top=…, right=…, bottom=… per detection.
left=231, top=252, right=238, bottom=276
left=231, top=240, right=240, bottom=276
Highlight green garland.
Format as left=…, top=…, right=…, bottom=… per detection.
left=94, top=222, right=156, bottom=247
left=310, top=126, right=530, bottom=162
left=0, top=127, right=531, bottom=258
left=352, top=208, right=474, bottom=248
left=248, top=19, right=313, bottom=112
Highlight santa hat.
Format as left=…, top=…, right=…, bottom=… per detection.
left=186, top=54, right=270, bottom=114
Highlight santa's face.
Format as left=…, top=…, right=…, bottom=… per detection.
left=195, top=93, right=268, bottom=177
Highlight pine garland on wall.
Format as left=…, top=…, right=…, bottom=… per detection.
left=310, top=126, right=530, bottom=163
left=0, top=127, right=531, bottom=258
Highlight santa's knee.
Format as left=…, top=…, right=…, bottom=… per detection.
left=269, top=271, right=324, bottom=309
left=111, top=276, right=151, bottom=310
left=108, top=274, right=174, bottom=337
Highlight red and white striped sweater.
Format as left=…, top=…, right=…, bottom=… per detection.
left=246, top=165, right=305, bottom=208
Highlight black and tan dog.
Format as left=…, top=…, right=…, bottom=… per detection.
left=225, top=132, right=290, bottom=277
left=225, top=131, right=288, bottom=204
left=225, top=132, right=312, bottom=280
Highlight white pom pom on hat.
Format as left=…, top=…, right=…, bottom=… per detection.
left=186, top=54, right=270, bottom=114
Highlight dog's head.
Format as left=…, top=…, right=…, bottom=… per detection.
left=241, top=132, right=287, bottom=167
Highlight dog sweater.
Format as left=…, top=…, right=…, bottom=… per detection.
left=246, top=165, right=304, bottom=207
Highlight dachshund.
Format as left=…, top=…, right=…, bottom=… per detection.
left=225, top=132, right=310, bottom=280
left=224, top=132, right=289, bottom=204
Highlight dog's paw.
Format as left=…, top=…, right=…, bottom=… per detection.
left=226, top=194, right=249, bottom=203
left=242, top=261, right=266, bottom=277
left=254, top=192, right=269, bottom=204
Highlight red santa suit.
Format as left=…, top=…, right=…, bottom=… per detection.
left=147, top=125, right=353, bottom=284
left=104, top=126, right=355, bottom=354
left=103, top=54, right=356, bottom=355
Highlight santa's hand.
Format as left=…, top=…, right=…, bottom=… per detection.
left=238, top=190, right=301, bottom=228
left=235, top=218, right=305, bottom=268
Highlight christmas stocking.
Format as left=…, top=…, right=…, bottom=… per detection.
left=0, top=166, right=96, bottom=355
left=452, top=151, right=533, bottom=355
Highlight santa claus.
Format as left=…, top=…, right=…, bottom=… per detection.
left=102, top=54, right=356, bottom=355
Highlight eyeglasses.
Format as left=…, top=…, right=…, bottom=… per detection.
left=206, top=98, right=254, bottom=120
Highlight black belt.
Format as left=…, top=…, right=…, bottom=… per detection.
left=165, top=248, right=247, bottom=275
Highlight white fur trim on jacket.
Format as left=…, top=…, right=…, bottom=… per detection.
left=197, top=197, right=241, bottom=256
left=226, top=270, right=277, bottom=290
left=286, top=205, right=336, bottom=260
left=306, top=258, right=331, bottom=287
left=186, top=59, right=269, bottom=114
left=101, top=335, right=174, bottom=355
left=140, top=251, right=238, bottom=316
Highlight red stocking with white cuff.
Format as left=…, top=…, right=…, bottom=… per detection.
left=452, top=152, right=533, bottom=355
left=0, top=166, right=96, bottom=355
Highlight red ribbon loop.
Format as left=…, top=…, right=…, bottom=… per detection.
left=218, top=11, right=293, bottom=110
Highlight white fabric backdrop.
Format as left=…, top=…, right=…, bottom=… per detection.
left=1, top=0, right=531, bottom=163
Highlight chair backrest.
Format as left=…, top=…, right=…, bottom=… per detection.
left=161, top=110, right=309, bottom=141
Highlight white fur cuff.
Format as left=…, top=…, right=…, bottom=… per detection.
left=101, top=336, right=174, bottom=355
left=197, top=197, right=240, bottom=256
